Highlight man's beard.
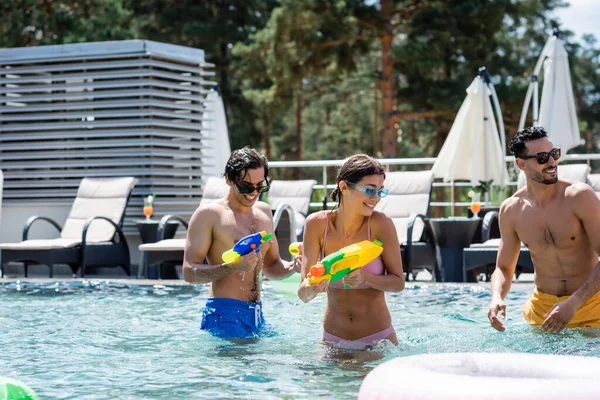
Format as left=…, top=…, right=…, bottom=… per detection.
left=530, top=168, right=558, bottom=185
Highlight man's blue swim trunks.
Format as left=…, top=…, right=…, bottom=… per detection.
left=201, top=297, right=265, bottom=339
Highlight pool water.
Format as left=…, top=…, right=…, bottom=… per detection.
left=1, top=281, right=599, bottom=399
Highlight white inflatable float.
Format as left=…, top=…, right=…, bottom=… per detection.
left=359, top=352, right=600, bottom=400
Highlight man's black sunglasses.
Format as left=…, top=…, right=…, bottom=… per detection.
left=234, top=181, right=270, bottom=194
left=519, top=148, right=561, bottom=165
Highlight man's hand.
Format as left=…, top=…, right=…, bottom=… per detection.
left=488, top=299, right=506, bottom=332
left=342, top=269, right=365, bottom=288
left=291, top=242, right=303, bottom=273
left=541, top=299, right=577, bottom=333
left=231, top=251, right=259, bottom=273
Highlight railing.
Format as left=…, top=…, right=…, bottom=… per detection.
left=269, top=154, right=600, bottom=216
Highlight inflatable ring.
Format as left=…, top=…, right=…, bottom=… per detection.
left=359, top=352, right=600, bottom=400
left=0, top=377, right=40, bottom=400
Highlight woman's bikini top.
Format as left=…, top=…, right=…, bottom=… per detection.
left=321, top=211, right=385, bottom=289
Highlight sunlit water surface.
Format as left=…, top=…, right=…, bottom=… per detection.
left=1, top=281, right=599, bottom=399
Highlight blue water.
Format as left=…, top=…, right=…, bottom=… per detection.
left=1, top=281, right=599, bottom=399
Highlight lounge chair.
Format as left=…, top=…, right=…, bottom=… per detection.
left=137, top=176, right=229, bottom=279
left=374, top=170, right=438, bottom=281
left=266, top=179, right=316, bottom=258
left=0, top=177, right=138, bottom=278
left=585, top=173, right=600, bottom=199
left=463, top=163, right=591, bottom=281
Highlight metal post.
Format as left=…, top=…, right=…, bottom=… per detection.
left=450, top=180, right=455, bottom=216
left=322, top=166, right=328, bottom=210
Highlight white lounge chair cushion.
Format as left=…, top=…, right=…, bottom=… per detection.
left=0, top=238, right=81, bottom=250
left=469, top=238, right=502, bottom=248
left=139, top=239, right=186, bottom=252
left=469, top=238, right=529, bottom=250
left=375, top=170, right=434, bottom=243
left=268, top=179, right=316, bottom=216
left=201, top=176, right=229, bottom=205
left=61, top=177, right=138, bottom=242
left=587, top=174, right=600, bottom=199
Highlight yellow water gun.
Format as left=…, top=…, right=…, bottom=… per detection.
left=307, top=239, right=383, bottom=285
left=289, top=242, right=301, bottom=256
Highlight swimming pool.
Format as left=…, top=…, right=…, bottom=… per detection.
left=1, top=281, right=599, bottom=399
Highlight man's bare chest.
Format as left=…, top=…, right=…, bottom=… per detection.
left=217, top=211, right=272, bottom=245
left=515, top=208, right=582, bottom=250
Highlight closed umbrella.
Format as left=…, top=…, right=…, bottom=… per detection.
left=518, top=31, right=583, bottom=152
left=432, top=68, right=508, bottom=187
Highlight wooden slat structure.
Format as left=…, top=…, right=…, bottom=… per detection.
left=0, top=40, right=217, bottom=237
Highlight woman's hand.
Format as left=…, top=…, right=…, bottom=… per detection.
left=298, top=278, right=329, bottom=303
left=342, top=269, right=365, bottom=288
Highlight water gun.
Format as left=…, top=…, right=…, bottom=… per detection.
left=289, top=242, right=301, bottom=256
left=222, top=231, right=274, bottom=264
left=307, top=239, right=383, bottom=285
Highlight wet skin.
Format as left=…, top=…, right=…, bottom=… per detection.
left=298, top=174, right=405, bottom=344
left=182, top=167, right=299, bottom=302
left=489, top=137, right=600, bottom=333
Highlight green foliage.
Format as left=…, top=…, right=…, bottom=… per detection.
left=0, top=0, right=135, bottom=47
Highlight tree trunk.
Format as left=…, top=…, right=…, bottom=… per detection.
left=373, top=57, right=379, bottom=156
left=380, top=0, right=397, bottom=158
left=295, top=83, right=303, bottom=178
left=263, top=114, right=272, bottom=160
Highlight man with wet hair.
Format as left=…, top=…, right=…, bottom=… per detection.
left=488, top=126, right=600, bottom=333
left=183, top=146, right=301, bottom=339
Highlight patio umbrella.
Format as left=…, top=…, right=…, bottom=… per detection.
left=518, top=30, right=583, bottom=152
left=201, top=87, right=232, bottom=177
left=432, top=68, right=508, bottom=187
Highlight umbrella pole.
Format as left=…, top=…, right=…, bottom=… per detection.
left=451, top=180, right=455, bottom=216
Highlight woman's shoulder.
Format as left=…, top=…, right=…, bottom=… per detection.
left=306, top=210, right=330, bottom=221
left=370, top=210, right=393, bottom=225
left=305, top=210, right=330, bottom=227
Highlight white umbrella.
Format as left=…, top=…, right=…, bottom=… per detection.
left=201, top=88, right=232, bottom=177
left=432, top=70, right=508, bottom=186
left=518, top=32, right=583, bottom=152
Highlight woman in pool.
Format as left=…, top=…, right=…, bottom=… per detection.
left=298, top=154, right=405, bottom=349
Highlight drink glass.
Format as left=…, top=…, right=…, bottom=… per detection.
left=143, top=196, right=154, bottom=221
left=470, top=192, right=481, bottom=218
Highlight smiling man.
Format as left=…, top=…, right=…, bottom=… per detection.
left=183, top=146, right=301, bottom=339
left=488, top=126, right=600, bottom=333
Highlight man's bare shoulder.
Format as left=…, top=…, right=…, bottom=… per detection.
left=499, top=192, right=523, bottom=217
left=564, top=180, right=596, bottom=200
left=190, top=199, right=228, bottom=223
left=255, top=200, right=273, bottom=217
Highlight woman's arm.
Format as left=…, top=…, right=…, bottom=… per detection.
left=298, top=212, right=329, bottom=302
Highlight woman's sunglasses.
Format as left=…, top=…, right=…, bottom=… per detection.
left=519, top=148, right=561, bottom=165
left=346, top=181, right=389, bottom=198
left=234, top=181, right=270, bottom=194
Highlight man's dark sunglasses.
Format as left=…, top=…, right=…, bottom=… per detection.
left=234, top=181, right=270, bottom=194
left=519, top=148, right=561, bottom=165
